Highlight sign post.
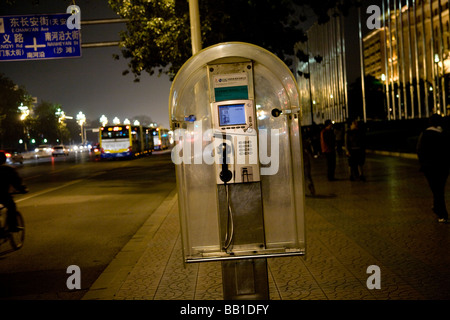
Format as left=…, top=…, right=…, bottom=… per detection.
left=0, top=13, right=81, bottom=62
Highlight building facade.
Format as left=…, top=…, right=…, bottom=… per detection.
left=364, top=0, right=450, bottom=119
left=295, top=9, right=348, bottom=126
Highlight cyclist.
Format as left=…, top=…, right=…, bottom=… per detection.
left=0, top=151, right=28, bottom=232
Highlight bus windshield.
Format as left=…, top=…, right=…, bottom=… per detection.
left=101, top=126, right=130, bottom=139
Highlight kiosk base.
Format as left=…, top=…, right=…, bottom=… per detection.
left=221, top=258, right=269, bottom=300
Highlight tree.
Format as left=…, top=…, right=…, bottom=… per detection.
left=108, top=0, right=354, bottom=81
left=0, top=73, right=32, bottom=149
left=30, top=101, right=62, bottom=145
left=132, top=115, right=153, bottom=126
left=66, top=119, right=82, bottom=145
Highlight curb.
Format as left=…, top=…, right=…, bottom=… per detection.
left=82, top=188, right=178, bottom=300
left=366, top=149, right=418, bottom=159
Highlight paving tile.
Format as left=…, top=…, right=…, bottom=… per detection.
left=84, top=154, right=450, bottom=301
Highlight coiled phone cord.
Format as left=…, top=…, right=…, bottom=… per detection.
left=223, top=182, right=234, bottom=251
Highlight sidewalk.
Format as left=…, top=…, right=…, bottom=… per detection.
left=82, top=153, right=450, bottom=300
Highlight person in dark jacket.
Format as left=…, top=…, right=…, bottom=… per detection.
left=320, top=119, right=336, bottom=181
left=345, top=120, right=366, bottom=181
left=0, top=152, right=28, bottom=231
left=302, top=128, right=315, bottom=195
left=417, top=114, right=450, bottom=223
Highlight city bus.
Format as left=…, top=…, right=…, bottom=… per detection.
left=151, top=127, right=171, bottom=150
left=99, top=125, right=153, bottom=159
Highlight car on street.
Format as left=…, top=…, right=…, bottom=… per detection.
left=52, top=145, right=69, bottom=156
left=90, top=143, right=101, bottom=158
left=34, top=145, right=52, bottom=158
left=0, top=149, right=24, bottom=164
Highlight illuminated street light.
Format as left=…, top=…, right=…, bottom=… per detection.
left=55, top=107, right=67, bottom=145
left=124, top=118, right=131, bottom=125
left=113, top=117, right=120, bottom=125
left=18, top=103, right=29, bottom=120
left=133, top=120, right=140, bottom=126
left=18, top=103, right=30, bottom=151
left=76, top=111, right=86, bottom=125
left=100, top=114, right=108, bottom=127
left=55, top=107, right=66, bottom=123
left=76, top=111, right=86, bottom=145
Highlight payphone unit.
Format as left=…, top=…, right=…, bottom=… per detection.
left=207, top=60, right=265, bottom=255
left=169, top=42, right=305, bottom=265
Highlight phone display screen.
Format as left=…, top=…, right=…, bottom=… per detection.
left=218, top=104, right=246, bottom=126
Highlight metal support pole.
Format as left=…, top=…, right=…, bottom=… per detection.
left=82, top=41, right=122, bottom=48
left=422, top=0, right=430, bottom=116
left=399, top=0, right=408, bottom=118
left=327, top=21, right=334, bottom=120
left=394, top=0, right=402, bottom=119
left=406, top=0, right=415, bottom=118
left=78, top=18, right=127, bottom=48
left=358, top=6, right=367, bottom=122
left=333, top=14, right=342, bottom=122
left=430, top=0, right=438, bottom=113
left=307, top=40, right=314, bottom=124
left=189, top=0, right=202, bottom=55
left=222, top=258, right=269, bottom=300
left=413, top=0, right=422, bottom=117
left=438, top=0, right=446, bottom=113
left=388, top=0, right=397, bottom=119
left=80, top=18, right=128, bottom=25
left=339, top=14, right=348, bottom=120
left=383, top=0, right=392, bottom=120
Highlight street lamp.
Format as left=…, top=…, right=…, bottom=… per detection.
left=113, top=117, right=120, bottom=125
left=55, top=107, right=66, bottom=123
left=133, top=120, right=140, bottom=126
left=76, top=111, right=86, bottom=145
left=100, top=115, right=108, bottom=127
left=18, top=103, right=30, bottom=151
left=55, top=107, right=67, bottom=145
left=123, top=118, right=131, bottom=125
left=18, top=103, right=29, bottom=120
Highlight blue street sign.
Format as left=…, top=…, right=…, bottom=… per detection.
left=0, top=13, right=81, bottom=61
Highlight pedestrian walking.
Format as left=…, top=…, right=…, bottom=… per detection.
left=334, top=123, right=345, bottom=156
left=416, top=114, right=450, bottom=223
left=345, top=120, right=366, bottom=181
left=310, top=122, right=321, bottom=158
left=320, top=119, right=336, bottom=181
left=302, top=128, right=315, bottom=195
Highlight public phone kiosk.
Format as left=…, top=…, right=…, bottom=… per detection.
left=169, top=42, right=305, bottom=299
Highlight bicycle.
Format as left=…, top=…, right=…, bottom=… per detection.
left=0, top=194, right=25, bottom=251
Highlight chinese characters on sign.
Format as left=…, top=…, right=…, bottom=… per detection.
left=0, top=13, right=81, bottom=61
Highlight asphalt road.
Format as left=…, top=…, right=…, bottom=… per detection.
left=0, top=150, right=176, bottom=299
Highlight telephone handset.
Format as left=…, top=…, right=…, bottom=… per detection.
left=219, top=141, right=233, bottom=184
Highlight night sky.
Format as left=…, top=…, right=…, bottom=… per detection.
left=0, top=0, right=173, bottom=129
left=0, top=0, right=377, bottom=129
